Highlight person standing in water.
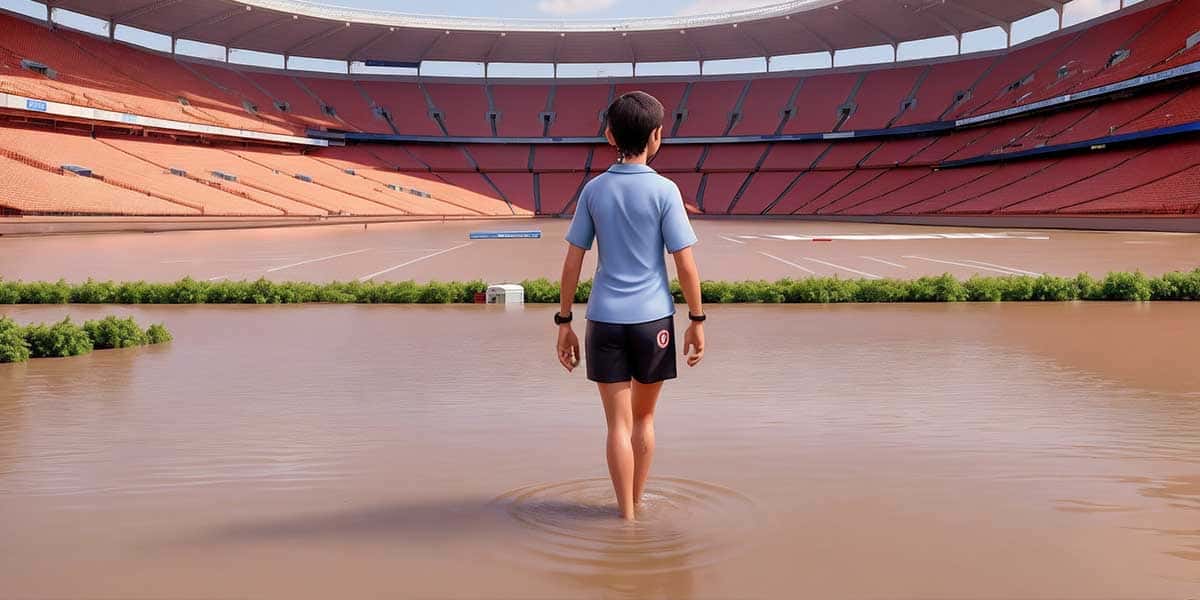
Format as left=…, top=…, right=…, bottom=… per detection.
left=555, top=91, right=707, bottom=521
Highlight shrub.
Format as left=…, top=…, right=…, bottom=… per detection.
left=0, top=317, right=31, bottom=363
left=146, top=323, right=173, bottom=345
left=575, top=279, right=594, bottom=303
left=69, top=279, right=118, bottom=304
left=23, top=317, right=93, bottom=358
left=1032, top=274, right=1079, bottom=301
left=1101, top=271, right=1152, bottom=301
left=520, top=278, right=560, bottom=303
left=83, top=316, right=148, bottom=349
left=907, top=274, right=968, bottom=302
left=965, top=276, right=1005, bottom=302
left=19, top=280, right=71, bottom=304
left=1073, top=273, right=1104, bottom=301
left=779, top=277, right=857, bottom=303
left=0, top=279, right=19, bottom=304
left=853, top=279, right=909, bottom=303
left=163, top=277, right=208, bottom=304
left=417, top=281, right=454, bottom=304
left=0, top=271, right=1197, bottom=305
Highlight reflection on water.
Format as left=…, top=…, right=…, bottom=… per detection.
left=0, top=303, right=1198, bottom=598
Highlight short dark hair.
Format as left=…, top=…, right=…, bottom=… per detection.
left=605, top=91, right=665, bottom=159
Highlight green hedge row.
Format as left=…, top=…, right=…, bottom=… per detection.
left=0, top=270, right=1199, bottom=306
left=0, top=316, right=171, bottom=363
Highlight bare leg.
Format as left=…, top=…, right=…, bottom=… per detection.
left=598, top=382, right=635, bottom=520
left=631, top=380, right=663, bottom=505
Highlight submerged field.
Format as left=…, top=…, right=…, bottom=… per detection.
left=0, top=303, right=1197, bottom=599
left=2, top=220, right=1199, bottom=283
left=2, top=220, right=1198, bottom=598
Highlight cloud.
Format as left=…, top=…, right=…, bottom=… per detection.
left=675, top=0, right=781, bottom=17
left=536, top=0, right=618, bottom=16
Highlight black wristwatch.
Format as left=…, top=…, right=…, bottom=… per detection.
left=688, top=312, right=707, bottom=322
left=554, top=311, right=573, bottom=325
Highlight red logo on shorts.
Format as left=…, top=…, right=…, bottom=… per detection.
left=656, top=330, right=670, bottom=349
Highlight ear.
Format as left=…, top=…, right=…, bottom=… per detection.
left=652, top=126, right=663, bottom=143
left=604, top=126, right=616, bottom=148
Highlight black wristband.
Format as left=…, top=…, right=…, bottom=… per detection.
left=688, top=312, right=707, bottom=322
left=554, top=311, right=573, bottom=325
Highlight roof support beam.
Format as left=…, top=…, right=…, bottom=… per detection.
left=347, top=28, right=393, bottom=62
left=172, top=7, right=248, bottom=38
left=944, top=3, right=1010, bottom=32
left=416, top=31, right=451, bottom=62
left=480, top=32, right=505, bottom=66
left=924, top=12, right=963, bottom=38
left=287, top=23, right=348, bottom=56
left=793, top=20, right=835, bottom=53
left=844, top=8, right=899, bottom=45
left=227, top=15, right=293, bottom=49
left=114, top=0, right=183, bottom=23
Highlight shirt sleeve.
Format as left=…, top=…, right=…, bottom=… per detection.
left=564, top=189, right=595, bottom=250
left=661, top=184, right=698, bottom=253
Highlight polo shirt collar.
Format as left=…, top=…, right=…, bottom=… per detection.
left=608, top=162, right=655, bottom=174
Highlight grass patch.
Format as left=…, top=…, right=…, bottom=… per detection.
left=0, top=271, right=1198, bottom=306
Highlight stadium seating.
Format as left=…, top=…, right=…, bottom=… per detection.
left=0, top=125, right=292, bottom=215
left=2, top=1, right=1199, bottom=220
left=354, top=81, right=444, bottom=136
left=547, top=84, right=609, bottom=137
left=0, top=150, right=200, bottom=215
left=729, top=77, right=797, bottom=136
left=424, top=83, right=494, bottom=137
left=296, top=77, right=390, bottom=133
left=891, top=58, right=995, bottom=126
left=781, top=73, right=859, bottom=134
left=676, top=80, right=747, bottom=137
left=491, top=84, right=552, bottom=137
left=841, top=66, right=924, bottom=131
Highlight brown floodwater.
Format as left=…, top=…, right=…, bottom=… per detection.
left=1, top=219, right=1198, bottom=283
left=0, top=303, right=1198, bottom=599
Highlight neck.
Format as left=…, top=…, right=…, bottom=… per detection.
left=620, top=152, right=650, bottom=165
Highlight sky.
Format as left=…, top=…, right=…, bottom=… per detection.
left=0, top=0, right=1133, bottom=76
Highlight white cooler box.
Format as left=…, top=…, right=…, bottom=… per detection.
left=486, top=284, right=525, bottom=304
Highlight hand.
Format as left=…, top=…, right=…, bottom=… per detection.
left=683, top=322, right=705, bottom=367
left=557, top=325, right=581, bottom=373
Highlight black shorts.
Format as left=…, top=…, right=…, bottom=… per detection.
left=585, top=315, right=677, bottom=384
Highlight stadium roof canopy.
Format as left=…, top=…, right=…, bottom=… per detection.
left=44, top=0, right=1074, bottom=65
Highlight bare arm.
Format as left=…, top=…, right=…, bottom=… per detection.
left=556, top=244, right=586, bottom=372
left=672, top=246, right=705, bottom=367
left=672, top=246, right=703, bottom=318
left=559, top=244, right=586, bottom=318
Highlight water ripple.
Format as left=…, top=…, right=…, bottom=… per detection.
left=490, top=477, right=763, bottom=576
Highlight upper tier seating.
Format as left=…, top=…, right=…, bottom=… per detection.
left=0, top=1, right=1195, bottom=141
left=490, top=84, right=551, bottom=137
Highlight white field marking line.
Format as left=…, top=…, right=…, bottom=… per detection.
left=904, top=255, right=1024, bottom=275
left=718, top=235, right=746, bottom=245
left=801, top=257, right=882, bottom=280
left=266, top=248, right=373, bottom=273
left=757, top=251, right=815, bottom=274
left=161, top=257, right=300, bottom=264
left=358, top=242, right=473, bottom=282
left=960, top=259, right=1041, bottom=276
left=860, top=256, right=907, bottom=269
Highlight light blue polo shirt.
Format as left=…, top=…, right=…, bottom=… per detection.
left=566, top=162, right=698, bottom=325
